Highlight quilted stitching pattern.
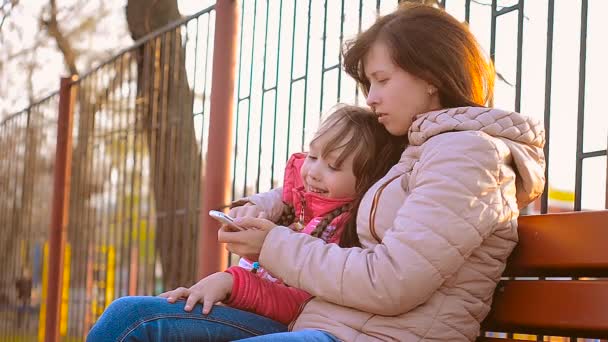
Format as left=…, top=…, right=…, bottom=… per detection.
left=409, top=107, right=545, bottom=148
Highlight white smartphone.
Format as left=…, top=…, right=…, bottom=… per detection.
left=209, top=210, right=246, bottom=231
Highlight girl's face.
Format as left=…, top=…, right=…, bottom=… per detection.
left=363, top=41, right=441, bottom=136
left=300, top=133, right=357, bottom=199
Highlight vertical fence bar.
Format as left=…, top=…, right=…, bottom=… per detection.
left=284, top=0, right=297, bottom=162
left=574, top=0, right=588, bottom=212
left=336, top=0, right=345, bottom=102
left=270, top=0, right=284, bottom=187
left=514, top=0, right=524, bottom=113
left=83, top=77, right=96, bottom=333
left=80, top=77, right=94, bottom=337
left=255, top=0, right=271, bottom=193
left=541, top=0, right=555, bottom=214
left=242, top=0, right=258, bottom=196
left=319, top=0, right=329, bottom=118
left=45, top=76, right=76, bottom=342
left=125, top=53, right=137, bottom=299
left=232, top=0, right=246, bottom=201
left=68, top=81, right=83, bottom=339
left=301, top=0, right=313, bottom=150
left=488, top=0, right=496, bottom=107
left=195, top=13, right=211, bottom=272
left=355, top=0, right=363, bottom=105
left=133, top=48, right=145, bottom=297
left=184, top=19, right=198, bottom=286
left=199, top=0, right=239, bottom=278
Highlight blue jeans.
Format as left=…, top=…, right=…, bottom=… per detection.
left=87, top=296, right=340, bottom=342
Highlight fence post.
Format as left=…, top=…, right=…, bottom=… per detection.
left=45, top=76, right=76, bottom=342
left=198, top=0, right=240, bottom=278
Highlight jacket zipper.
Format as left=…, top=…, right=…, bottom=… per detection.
left=293, top=197, right=306, bottom=231
left=369, top=174, right=403, bottom=243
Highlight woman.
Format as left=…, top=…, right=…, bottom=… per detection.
left=88, top=3, right=545, bottom=341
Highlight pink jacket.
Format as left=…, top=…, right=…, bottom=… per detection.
left=228, top=153, right=354, bottom=324
left=238, top=153, right=353, bottom=280
left=246, top=107, right=545, bottom=341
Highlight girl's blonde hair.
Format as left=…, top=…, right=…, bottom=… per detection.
left=312, top=105, right=404, bottom=197
left=278, top=105, right=404, bottom=247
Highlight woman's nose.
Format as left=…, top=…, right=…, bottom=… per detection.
left=366, top=86, right=379, bottom=108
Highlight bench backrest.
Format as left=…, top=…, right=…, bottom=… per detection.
left=481, top=210, right=608, bottom=339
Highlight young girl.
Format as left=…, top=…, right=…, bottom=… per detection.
left=238, top=104, right=403, bottom=282
left=160, top=104, right=404, bottom=324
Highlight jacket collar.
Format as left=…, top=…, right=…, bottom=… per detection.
left=291, top=186, right=353, bottom=223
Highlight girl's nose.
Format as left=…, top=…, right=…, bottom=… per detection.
left=308, top=164, right=322, bottom=181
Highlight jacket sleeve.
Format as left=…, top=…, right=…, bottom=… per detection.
left=259, top=133, right=505, bottom=316
left=224, top=266, right=312, bottom=325
left=238, top=187, right=285, bottom=222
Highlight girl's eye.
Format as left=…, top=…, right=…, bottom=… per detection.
left=378, top=78, right=388, bottom=84
left=328, top=164, right=339, bottom=171
left=307, top=155, right=317, bottom=160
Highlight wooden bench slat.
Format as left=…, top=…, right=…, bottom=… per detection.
left=481, top=280, right=608, bottom=338
left=504, top=210, right=608, bottom=277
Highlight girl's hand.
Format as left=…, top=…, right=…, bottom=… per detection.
left=217, top=217, right=278, bottom=260
left=158, top=272, right=233, bottom=314
left=228, top=203, right=268, bottom=219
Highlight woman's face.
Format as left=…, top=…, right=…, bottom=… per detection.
left=363, top=41, right=441, bottom=136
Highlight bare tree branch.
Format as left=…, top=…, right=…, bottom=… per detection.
left=0, top=0, right=19, bottom=32
left=66, top=14, right=103, bottom=39
left=41, top=0, right=79, bottom=75
left=24, top=54, right=37, bottom=103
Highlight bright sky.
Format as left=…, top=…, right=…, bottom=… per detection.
left=2, top=0, right=606, bottom=209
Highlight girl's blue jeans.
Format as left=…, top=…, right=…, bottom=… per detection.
left=86, top=296, right=340, bottom=342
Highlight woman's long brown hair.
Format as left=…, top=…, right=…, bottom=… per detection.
left=343, top=2, right=495, bottom=108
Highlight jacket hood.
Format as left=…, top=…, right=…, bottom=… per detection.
left=409, top=107, right=546, bottom=208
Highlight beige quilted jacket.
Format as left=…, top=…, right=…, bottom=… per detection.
left=247, top=107, right=546, bottom=341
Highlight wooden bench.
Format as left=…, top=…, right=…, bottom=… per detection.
left=478, top=210, right=608, bottom=341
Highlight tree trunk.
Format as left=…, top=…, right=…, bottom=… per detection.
left=126, top=0, right=200, bottom=291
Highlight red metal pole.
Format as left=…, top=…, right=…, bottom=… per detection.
left=45, top=76, right=76, bottom=342
left=198, top=0, right=239, bottom=278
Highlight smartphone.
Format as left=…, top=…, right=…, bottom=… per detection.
left=209, top=210, right=246, bottom=231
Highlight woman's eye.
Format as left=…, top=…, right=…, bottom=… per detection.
left=328, top=164, right=339, bottom=171
left=378, top=78, right=388, bottom=84
left=307, top=155, right=317, bottom=160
